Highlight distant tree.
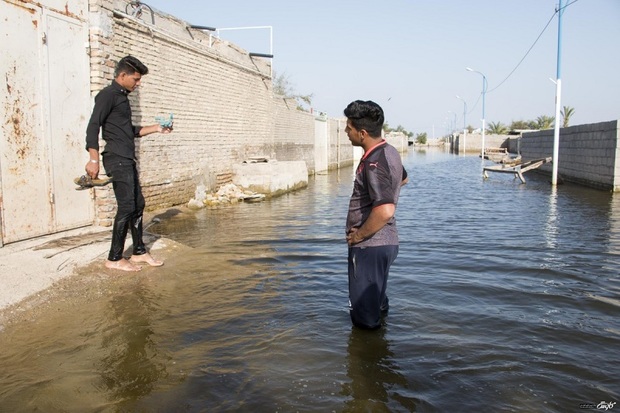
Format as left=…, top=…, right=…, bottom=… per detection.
left=383, top=122, right=393, bottom=133
left=535, top=115, right=555, bottom=130
left=509, top=120, right=531, bottom=130
left=416, top=132, right=428, bottom=145
left=561, top=106, right=575, bottom=127
left=273, top=71, right=313, bottom=111
left=487, top=121, right=509, bottom=134
left=466, top=125, right=475, bottom=133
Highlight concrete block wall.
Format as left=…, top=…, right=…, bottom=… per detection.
left=385, top=132, right=409, bottom=154
left=520, top=120, right=619, bottom=191
left=272, top=97, right=316, bottom=173
left=233, top=161, right=308, bottom=196
left=327, top=118, right=354, bottom=170
left=453, top=133, right=512, bottom=155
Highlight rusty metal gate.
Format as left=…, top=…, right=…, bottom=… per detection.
left=0, top=0, right=93, bottom=245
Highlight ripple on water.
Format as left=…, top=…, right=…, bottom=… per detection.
left=0, top=150, right=618, bottom=412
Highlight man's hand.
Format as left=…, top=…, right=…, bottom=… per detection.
left=346, top=228, right=362, bottom=246
left=140, top=123, right=174, bottom=136
left=346, top=203, right=395, bottom=247
left=159, top=124, right=173, bottom=134
left=85, top=160, right=100, bottom=179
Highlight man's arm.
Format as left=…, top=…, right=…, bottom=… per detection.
left=347, top=203, right=395, bottom=246
left=84, top=92, right=114, bottom=178
left=138, top=124, right=173, bottom=137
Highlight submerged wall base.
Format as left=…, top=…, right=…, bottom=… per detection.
left=233, top=160, right=309, bottom=197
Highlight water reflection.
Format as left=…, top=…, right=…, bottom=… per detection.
left=98, top=283, right=167, bottom=401
left=544, top=185, right=559, bottom=250
left=342, top=327, right=417, bottom=412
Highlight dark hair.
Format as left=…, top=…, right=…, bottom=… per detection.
left=343, top=100, right=384, bottom=137
left=115, top=55, right=149, bottom=77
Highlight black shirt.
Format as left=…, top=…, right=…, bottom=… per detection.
left=85, top=81, right=141, bottom=160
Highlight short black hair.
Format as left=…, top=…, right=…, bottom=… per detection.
left=344, top=100, right=384, bottom=138
left=115, top=55, right=149, bottom=77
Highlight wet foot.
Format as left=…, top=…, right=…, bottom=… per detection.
left=105, top=258, right=142, bottom=272
left=130, top=253, right=164, bottom=267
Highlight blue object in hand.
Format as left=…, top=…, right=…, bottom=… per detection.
left=155, top=113, right=174, bottom=128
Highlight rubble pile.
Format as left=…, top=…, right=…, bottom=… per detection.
left=188, top=183, right=265, bottom=209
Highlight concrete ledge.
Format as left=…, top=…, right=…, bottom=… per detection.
left=232, top=160, right=308, bottom=196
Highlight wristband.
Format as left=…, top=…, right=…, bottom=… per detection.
left=89, top=159, right=99, bottom=164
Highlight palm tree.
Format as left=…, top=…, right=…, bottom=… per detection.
left=535, top=115, right=555, bottom=130
left=487, top=121, right=509, bottom=134
left=561, top=106, right=575, bottom=127
left=509, top=120, right=531, bottom=130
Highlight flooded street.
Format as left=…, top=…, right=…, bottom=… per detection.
left=0, top=149, right=618, bottom=412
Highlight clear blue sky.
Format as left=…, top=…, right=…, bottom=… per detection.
left=144, top=0, right=619, bottom=136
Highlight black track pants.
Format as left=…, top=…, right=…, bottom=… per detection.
left=348, top=245, right=398, bottom=329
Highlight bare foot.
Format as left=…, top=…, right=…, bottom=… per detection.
left=130, top=252, right=164, bottom=267
left=105, top=258, right=142, bottom=272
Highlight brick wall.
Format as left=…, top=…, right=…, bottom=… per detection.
left=86, top=1, right=388, bottom=225
left=272, top=97, right=316, bottom=173
left=520, top=120, right=620, bottom=191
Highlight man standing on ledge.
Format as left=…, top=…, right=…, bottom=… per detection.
left=85, top=55, right=173, bottom=272
left=344, top=100, right=405, bottom=329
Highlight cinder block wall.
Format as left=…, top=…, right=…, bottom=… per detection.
left=520, top=120, right=619, bottom=191
left=453, top=133, right=512, bottom=155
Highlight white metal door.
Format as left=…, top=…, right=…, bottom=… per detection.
left=43, top=10, right=93, bottom=231
left=0, top=2, right=52, bottom=243
left=0, top=2, right=93, bottom=244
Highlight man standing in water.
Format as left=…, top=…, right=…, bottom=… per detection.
left=85, top=55, right=172, bottom=272
left=344, top=100, right=404, bottom=329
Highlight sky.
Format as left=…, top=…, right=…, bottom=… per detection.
left=144, top=0, right=619, bottom=137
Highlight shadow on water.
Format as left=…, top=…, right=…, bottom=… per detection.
left=0, top=148, right=618, bottom=412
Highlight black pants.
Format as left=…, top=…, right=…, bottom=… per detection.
left=348, top=245, right=398, bottom=329
left=103, top=154, right=147, bottom=261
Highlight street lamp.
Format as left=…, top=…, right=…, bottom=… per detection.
left=448, top=111, right=457, bottom=133
left=466, top=67, right=487, bottom=160
left=456, top=95, right=467, bottom=155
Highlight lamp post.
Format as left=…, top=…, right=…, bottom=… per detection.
left=551, top=0, right=565, bottom=186
left=466, top=67, right=487, bottom=160
left=456, top=95, right=467, bottom=130
left=456, top=95, right=467, bottom=155
left=448, top=111, right=457, bottom=133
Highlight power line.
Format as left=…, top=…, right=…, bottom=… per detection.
left=486, top=0, right=580, bottom=94
left=486, top=14, right=555, bottom=93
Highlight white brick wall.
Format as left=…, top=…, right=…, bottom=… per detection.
left=87, top=0, right=363, bottom=224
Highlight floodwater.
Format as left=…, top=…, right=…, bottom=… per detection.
left=0, top=149, right=619, bottom=412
